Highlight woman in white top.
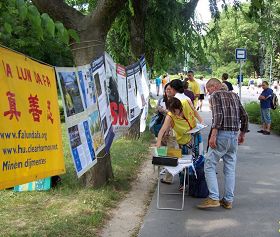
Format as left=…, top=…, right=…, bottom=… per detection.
left=169, top=79, right=203, bottom=123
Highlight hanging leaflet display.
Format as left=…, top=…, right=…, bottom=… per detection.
left=56, top=67, right=99, bottom=177
left=126, top=64, right=141, bottom=122
left=117, top=64, right=128, bottom=107
left=77, top=65, right=105, bottom=155
left=134, top=63, right=146, bottom=109
left=91, top=55, right=115, bottom=153
left=139, top=56, right=150, bottom=132
left=0, top=46, right=65, bottom=190
left=77, top=64, right=97, bottom=109
left=105, top=53, right=129, bottom=138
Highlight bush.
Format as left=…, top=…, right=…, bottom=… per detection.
left=245, top=102, right=280, bottom=134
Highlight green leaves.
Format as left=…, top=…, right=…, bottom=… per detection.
left=4, top=22, right=12, bottom=34
left=41, top=13, right=55, bottom=37
left=55, top=21, right=69, bottom=44
left=0, top=0, right=80, bottom=44
left=16, top=0, right=27, bottom=21
left=27, top=5, right=43, bottom=39
left=68, top=29, right=80, bottom=43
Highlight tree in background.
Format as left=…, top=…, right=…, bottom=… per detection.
left=205, top=1, right=280, bottom=80
left=205, top=5, right=259, bottom=78
left=0, top=0, right=74, bottom=66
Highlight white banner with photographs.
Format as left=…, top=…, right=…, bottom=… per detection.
left=139, top=56, right=150, bottom=132
left=56, top=67, right=99, bottom=177
left=105, top=53, right=130, bottom=138
left=77, top=65, right=105, bottom=155
left=91, top=55, right=115, bottom=153
left=55, top=53, right=150, bottom=177
left=126, top=64, right=141, bottom=122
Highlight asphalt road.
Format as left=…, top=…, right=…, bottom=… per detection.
left=139, top=85, right=280, bottom=237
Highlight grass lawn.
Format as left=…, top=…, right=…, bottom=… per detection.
left=245, top=101, right=280, bottom=134
left=0, top=124, right=152, bottom=237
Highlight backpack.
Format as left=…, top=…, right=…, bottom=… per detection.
left=271, top=93, right=279, bottom=110
left=149, top=113, right=164, bottom=137
left=189, top=163, right=209, bottom=198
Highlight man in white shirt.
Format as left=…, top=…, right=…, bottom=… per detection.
left=198, top=76, right=206, bottom=111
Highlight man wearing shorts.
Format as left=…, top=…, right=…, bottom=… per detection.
left=258, top=81, right=273, bottom=135
left=198, top=76, right=206, bottom=111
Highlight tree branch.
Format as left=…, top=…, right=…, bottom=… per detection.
left=31, top=0, right=84, bottom=30
left=87, top=0, right=128, bottom=34
left=181, top=0, right=199, bottom=20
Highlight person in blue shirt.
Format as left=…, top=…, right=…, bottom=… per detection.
left=258, top=81, right=273, bottom=135
left=155, top=76, right=162, bottom=96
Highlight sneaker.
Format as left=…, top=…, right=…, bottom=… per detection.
left=160, top=178, right=171, bottom=184
left=263, top=131, right=270, bottom=135
left=197, top=198, right=220, bottom=209
left=220, top=198, right=232, bottom=209
left=257, top=130, right=264, bottom=133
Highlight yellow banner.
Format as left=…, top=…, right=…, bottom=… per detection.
left=0, top=46, right=65, bottom=190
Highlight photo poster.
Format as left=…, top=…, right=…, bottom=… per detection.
left=77, top=64, right=97, bottom=109
left=126, top=64, right=141, bottom=122
left=77, top=65, right=105, bottom=156
left=105, top=53, right=129, bottom=138
left=0, top=46, right=65, bottom=190
left=139, top=56, right=150, bottom=100
left=134, top=63, right=146, bottom=109
left=139, top=56, right=150, bottom=132
left=55, top=67, right=97, bottom=177
left=55, top=67, right=85, bottom=122
left=91, top=55, right=115, bottom=153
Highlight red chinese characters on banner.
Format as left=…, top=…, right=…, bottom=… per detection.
left=28, top=94, right=42, bottom=122
left=2, top=91, right=56, bottom=123
left=47, top=100, right=54, bottom=124
left=3, top=91, right=21, bottom=121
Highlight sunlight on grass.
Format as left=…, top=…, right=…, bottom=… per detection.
left=0, top=124, right=152, bottom=236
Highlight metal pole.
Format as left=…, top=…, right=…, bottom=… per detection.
left=239, top=60, right=242, bottom=100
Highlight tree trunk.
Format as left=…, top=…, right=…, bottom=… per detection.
left=80, top=150, right=113, bottom=188
left=130, top=0, right=147, bottom=60
left=258, top=33, right=266, bottom=77
left=125, top=111, right=142, bottom=140
left=250, top=55, right=260, bottom=77
left=125, top=0, right=147, bottom=140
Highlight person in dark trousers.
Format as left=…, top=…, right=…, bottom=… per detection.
left=222, top=73, right=234, bottom=91
left=183, top=78, right=195, bottom=103
left=197, top=78, right=248, bottom=210
left=257, top=81, right=273, bottom=135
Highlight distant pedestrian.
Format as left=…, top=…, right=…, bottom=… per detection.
left=155, top=76, right=162, bottom=96
left=221, top=73, right=233, bottom=91
left=272, top=80, right=279, bottom=93
left=162, top=75, right=168, bottom=91
left=257, top=77, right=263, bottom=94
left=198, top=76, right=206, bottom=111
left=197, top=78, right=248, bottom=210
left=183, top=78, right=195, bottom=103
left=257, top=81, right=273, bottom=135
left=187, top=70, right=200, bottom=108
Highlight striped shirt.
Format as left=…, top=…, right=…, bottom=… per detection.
left=210, top=90, right=248, bottom=133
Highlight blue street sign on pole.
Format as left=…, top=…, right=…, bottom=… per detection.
left=235, top=48, right=246, bottom=100
left=235, top=48, right=247, bottom=60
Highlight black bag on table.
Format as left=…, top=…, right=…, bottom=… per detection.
left=152, top=156, right=178, bottom=166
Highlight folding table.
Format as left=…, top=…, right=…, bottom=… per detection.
left=156, top=156, right=196, bottom=211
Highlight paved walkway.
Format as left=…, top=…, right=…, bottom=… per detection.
left=138, top=100, right=280, bottom=237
